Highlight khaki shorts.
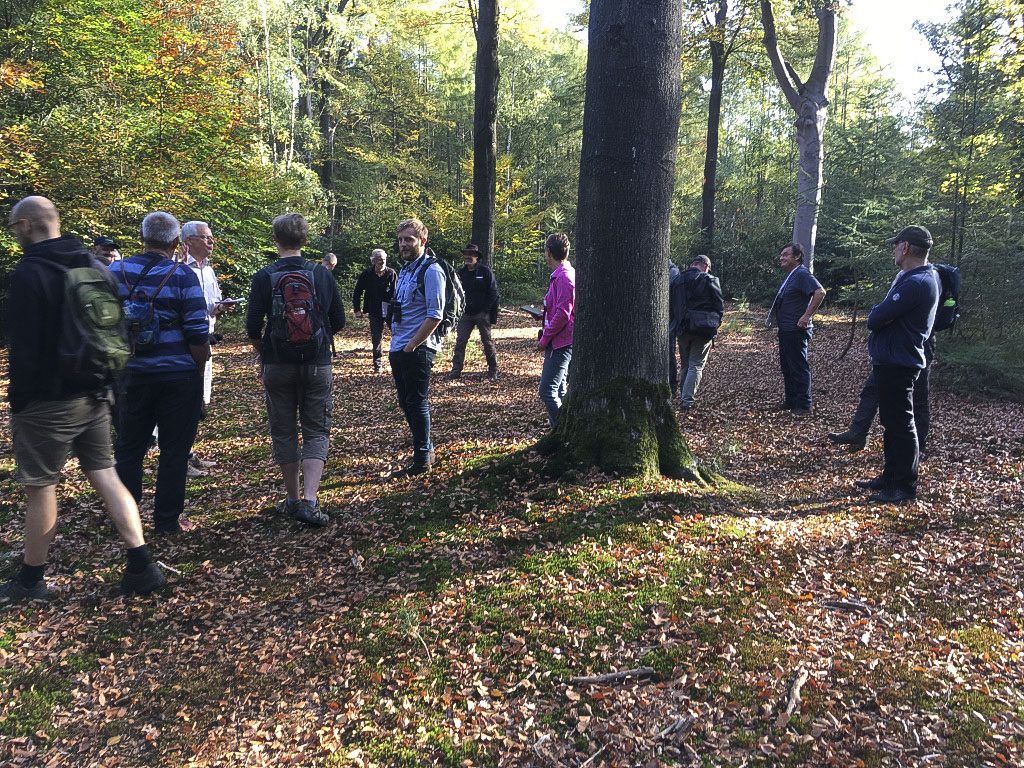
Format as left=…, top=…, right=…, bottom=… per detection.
left=11, top=396, right=115, bottom=486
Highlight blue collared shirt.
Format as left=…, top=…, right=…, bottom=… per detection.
left=390, top=254, right=446, bottom=352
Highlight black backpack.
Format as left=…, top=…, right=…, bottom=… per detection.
left=932, top=263, right=961, bottom=332
left=415, top=252, right=465, bottom=338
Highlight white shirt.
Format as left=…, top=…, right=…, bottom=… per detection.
left=187, top=257, right=222, bottom=332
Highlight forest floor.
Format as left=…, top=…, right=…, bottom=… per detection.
left=1, top=307, right=1022, bottom=768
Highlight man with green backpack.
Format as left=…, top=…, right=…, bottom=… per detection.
left=2, top=196, right=164, bottom=602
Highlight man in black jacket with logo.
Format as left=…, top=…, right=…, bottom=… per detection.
left=447, top=243, right=499, bottom=381
left=2, top=196, right=164, bottom=602
left=669, top=255, right=725, bottom=410
left=352, top=248, right=397, bottom=372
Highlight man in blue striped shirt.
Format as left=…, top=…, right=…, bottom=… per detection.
left=113, top=212, right=211, bottom=536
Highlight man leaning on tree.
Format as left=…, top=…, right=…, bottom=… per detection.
left=447, top=243, right=499, bottom=381
left=2, top=196, right=164, bottom=602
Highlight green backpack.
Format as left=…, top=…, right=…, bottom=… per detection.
left=34, top=257, right=131, bottom=389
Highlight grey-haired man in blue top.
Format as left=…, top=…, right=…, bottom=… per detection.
left=856, top=225, right=940, bottom=504
left=390, top=217, right=446, bottom=475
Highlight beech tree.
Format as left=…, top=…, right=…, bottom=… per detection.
left=760, top=0, right=838, bottom=270
left=470, top=0, right=499, bottom=262
left=548, top=0, right=703, bottom=480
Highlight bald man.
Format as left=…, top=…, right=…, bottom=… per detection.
left=2, top=196, right=164, bottom=603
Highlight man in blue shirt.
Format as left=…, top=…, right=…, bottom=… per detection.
left=390, top=218, right=446, bottom=475
left=114, top=212, right=211, bottom=536
left=766, top=243, right=826, bottom=413
left=856, top=225, right=940, bottom=504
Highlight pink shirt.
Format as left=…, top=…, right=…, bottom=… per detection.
left=540, top=261, right=575, bottom=349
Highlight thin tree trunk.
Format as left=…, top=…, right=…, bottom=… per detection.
left=699, top=31, right=726, bottom=255
left=471, top=0, right=499, bottom=264
left=551, top=0, right=702, bottom=481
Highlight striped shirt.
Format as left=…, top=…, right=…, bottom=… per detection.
left=115, top=253, right=210, bottom=374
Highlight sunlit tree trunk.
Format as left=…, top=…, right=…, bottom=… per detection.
left=552, top=0, right=703, bottom=481
left=470, top=0, right=499, bottom=264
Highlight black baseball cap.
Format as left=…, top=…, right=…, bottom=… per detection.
left=94, top=235, right=117, bottom=248
left=885, top=225, right=933, bottom=249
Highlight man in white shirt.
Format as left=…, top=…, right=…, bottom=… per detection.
left=182, top=220, right=234, bottom=474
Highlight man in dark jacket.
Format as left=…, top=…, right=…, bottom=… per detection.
left=247, top=213, right=345, bottom=525
left=2, top=196, right=164, bottom=602
left=670, top=255, right=725, bottom=409
left=352, top=248, right=397, bottom=372
left=447, top=243, right=499, bottom=381
left=855, top=225, right=940, bottom=504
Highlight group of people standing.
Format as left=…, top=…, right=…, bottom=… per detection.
left=1, top=199, right=579, bottom=602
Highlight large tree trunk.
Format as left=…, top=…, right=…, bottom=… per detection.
left=760, top=0, right=837, bottom=272
left=471, top=0, right=499, bottom=264
left=699, top=27, right=727, bottom=255
left=552, top=0, right=703, bottom=481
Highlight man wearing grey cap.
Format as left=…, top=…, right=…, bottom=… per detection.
left=855, top=225, right=940, bottom=504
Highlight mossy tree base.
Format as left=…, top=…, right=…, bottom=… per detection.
left=539, top=377, right=712, bottom=483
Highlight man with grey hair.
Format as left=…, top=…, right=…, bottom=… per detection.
left=181, top=220, right=234, bottom=474
left=114, top=211, right=211, bottom=536
left=352, top=248, right=397, bottom=373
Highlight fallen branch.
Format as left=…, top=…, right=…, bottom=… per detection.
left=579, top=744, right=606, bottom=768
left=570, top=667, right=656, bottom=686
left=658, top=715, right=696, bottom=742
left=822, top=598, right=873, bottom=616
left=776, top=666, right=810, bottom=727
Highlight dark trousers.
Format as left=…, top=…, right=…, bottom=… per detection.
left=849, top=339, right=933, bottom=449
left=390, top=347, right=436, bottom=462
left=875, top=364, right=921, bottom=495
left=369, top=314, right=386, bottom=367
left=115, top=370, right=203, bottom=532
left=449, top=312, right=497, bottom=374
left=778, top=328, right=812, bottom=409
left=669, top=331, right=678, bottom=396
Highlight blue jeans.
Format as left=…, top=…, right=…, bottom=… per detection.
left=390, top=346, right=436, bottom=462
left=115, top=370, right=202, bottom=532
left=539, top=345, right=572, bottom=427
left=778, top=328, right=813, bottom=409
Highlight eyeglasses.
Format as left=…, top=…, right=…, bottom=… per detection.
left=188, top=235, right=215, bottom=243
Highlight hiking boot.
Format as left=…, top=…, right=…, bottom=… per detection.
left=404, top=450, right=436, bottom=476
left=120, top=563, right=167, bottom=596
left=828, top=430, right=867, bottom=451
left=445, top=372, right=461, bottom=381
left=0, top=578, right=50, bottom=603
left=186, top=464, right=207, bottom=478
left=276, top=498, right=299, bottom=516
left=790, top=407, right=811, bottom=416
left=189, top=454, right=217, bottom=469
left=292, top=499, right=329, bottom=527
left=869, top=488, right=917, bottom=504
left=854, top=475, right=886, bottom=491
left=487, top=369, right=499, bottom=382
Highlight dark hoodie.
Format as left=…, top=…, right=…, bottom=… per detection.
left=6, top=234, right=106, bottom=412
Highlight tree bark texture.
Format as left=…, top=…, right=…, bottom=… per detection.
left=471, top=0, right=499, bottom=264
left=699, top=20, right=727, bottom=255
left=760, top=0, right=837, bottom=271
left=554, top=0, right=702, bottom=481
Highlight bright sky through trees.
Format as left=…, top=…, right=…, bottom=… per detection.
left=535, top=0, right=950, bottom=102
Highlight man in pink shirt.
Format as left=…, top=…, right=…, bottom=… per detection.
left=537, top=233, right=575, bottom=427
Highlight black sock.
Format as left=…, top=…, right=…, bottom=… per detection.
left=18, top=562, right=45, bottom=587
left=126, top=545, right=153, bottom=574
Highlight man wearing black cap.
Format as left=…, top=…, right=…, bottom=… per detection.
left=447, top=243, right=499, bottom=381
left=93, top=236, right=121, bottom=267
left=855, top=225, right=940, bottom=504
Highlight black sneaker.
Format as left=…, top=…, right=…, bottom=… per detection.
left=869, top=488, right=917, bottom=504
left=854, top=475, right=886, bottom=491
left=828, top=430, right=867, bottom=451
left=487, top=369, right=499, bottom=382
left=0, top=578, right=50, bottom=603
left=120, top=563, right=167, bottom=596
left=445, top=372, right=461, bottom=381
left=292, top=499, right=329, bottom=527
left=405, top=449, right=436, bottom=476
